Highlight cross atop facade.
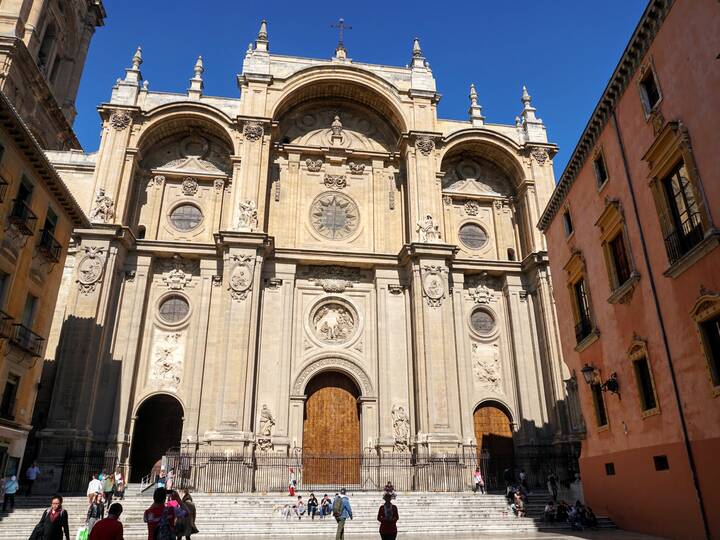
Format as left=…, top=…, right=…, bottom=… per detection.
left=331, top=18, right=352, bottom=49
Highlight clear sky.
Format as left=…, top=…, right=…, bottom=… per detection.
left=74, top=0, right=648, bottom=177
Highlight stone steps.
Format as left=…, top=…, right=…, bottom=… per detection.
left=0, top=492, right=615, bottom=539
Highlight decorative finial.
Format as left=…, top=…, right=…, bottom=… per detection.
left=519, top=84, right=546, bottom=143
left=515, top=116, right=522, bottom=128
left=412, top=37, right=422, bottom=58
left=410, top=36, right=427, bottom=68
left=188, top=55, right=204, bottom=98
left=143, top=80, right=149, bottom=90
left=469, top=83, right=478, bottom=106
left=258, top=20, right=268, bottom=41
left=194, top=56, right=204, bottom=78
left=132, top=46, right=143, bottom=70
left=521, top=85, right=532, bottom=107
left=247, top=42, right=253, bottom=54
left=331, top=18, right=352, bottom=59
left=468, top=83, right=484, bottom=126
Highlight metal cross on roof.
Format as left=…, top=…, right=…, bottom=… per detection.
left=331, top=18, right=352, bottom=48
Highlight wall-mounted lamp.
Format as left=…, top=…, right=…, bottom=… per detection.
left=580, top=363, right=620, bottom=395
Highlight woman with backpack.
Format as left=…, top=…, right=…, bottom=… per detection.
left=377, top=492, right=399, bottom=540
left=29, top=495, right=70, bottom=540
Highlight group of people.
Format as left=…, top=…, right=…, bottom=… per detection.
left=143, top=486, right=198, bottom=540
left=86, top=468, right=126, bottom=506
left=280, top=492, right=333, bottom=519
left=544, top=499, right=598, bottom=530
left=0, top=461, right=41, bottom=513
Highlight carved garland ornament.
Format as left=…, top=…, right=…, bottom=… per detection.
left=530, top=146, right=549, bottom=166
left=243, top=121, right=264, bottom=142
left=421, top=265, right=447, bottom=307
left=109, top=110, right=131, bottom=130
left=464, top=201, right=480, bottom=216
left=306, top=159, right=323, bottom=172
left=228, top=254, right=255, bottom=301
left=292, top=357, right=373, bottom=396
left=182, top=177, right=198, bottom=196
left=415, top=136, right=435, bottom=156
left=306, top=265, right=361, bottom=293
left=323, top=174, right=347, bottom=190
left=76, top=246, right=105, bottom=295
left=348, top=162, right=365, bottom=174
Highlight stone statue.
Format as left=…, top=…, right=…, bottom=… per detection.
left=417, top=214, right=441, bottom=242
left=313, top=303, right=355, bottom=343
left=90, top=188, right=115, bottom=223
left=331, top=115, right=343, bottom=138
left=236, top=200, right=258, bottom=230
left=392, top=404, right=410, bottom=452
left=472, top=343, right=501, bottom=392
left=259, top=404, right=275, bottom=437
left=152, top=333, right=182, bottom=388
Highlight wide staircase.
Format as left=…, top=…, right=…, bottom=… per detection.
left=0, top=486, right=615, bottom=539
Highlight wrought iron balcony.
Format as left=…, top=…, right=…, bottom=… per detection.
left=10, top=323, right=44, bottom=357
left=575, top=315, right=593, bottom=344
left=0, top=175, right=8, bottom=203
left=0, top=310, right=13, bottom=339
left=37, top=229, right=61, bottom=263
left=664, top=213, right=704, bottom=264
left=8, top=199, right=37, bottom=236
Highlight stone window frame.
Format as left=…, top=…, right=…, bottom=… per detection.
left=643, top=122, right=717, bottom=278
left=592, top=147, right=610, bottom=192
left=457, top=220, right=490, bottom=252
left=563, top=250, right=600, bottom=352
left=690, top=288, right=720, bottom=397
left=562, top=204, right=574, bottom=240
left=627, top=336, right=661, bottom=418
left=587, top=372, right=610, bottom=431
left=468, top=305, right=499, bottom=339
left=595, top=198, right=640, bottom=304
left=167, top=201, right=204, bottom=233
left=155, top=291, right=192, bottom=328
left=637, top=59, right=663, bottom=119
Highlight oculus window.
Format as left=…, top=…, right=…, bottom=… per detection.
left=169, top=204, right=203, bottom=232
left=159, top=296, right=190, bottom=324
left=458, top=223, right=488, bottom=250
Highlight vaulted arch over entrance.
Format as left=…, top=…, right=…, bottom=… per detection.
left=302, top=371, right=361, bottom=485
left=474, top=401, right=514, bottom=487
left=129, top=394, right=183, bottom=482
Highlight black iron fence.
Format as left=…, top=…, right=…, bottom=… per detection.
left=51, top=450, right=119, bottom=493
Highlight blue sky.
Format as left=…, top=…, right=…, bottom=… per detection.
left=74, top=0, right=647, bottom=176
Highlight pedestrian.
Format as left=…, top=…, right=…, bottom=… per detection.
left=2, top=474, right=18, bottom=512
left=102, top=471, right=115, bottom=505
left=86, top=492, right=105, bottom=532
left=166, top=468, right=175, bottom=491
left=503, top=466, right=514, bottom=493
left=114, top=467, right=126, bottom=500
left=307, top=493, right=318, bottom=519
left=377, top=492, right=399, bottom=540
left=177, top=489, right=198, bottom=539
left=320, top=493, right=332, bottom=518
left=288, top=468, right=296, bottom=496
left=294, top=495, right=306, bottom=519
left=547, top=473, right=558, bottom=501
left=25, top=462, right=40, bottom=496
left=157, top=468, right=167, bottom=489
left=472, top=467, right=485, bottom=494
left=29, top=494, right=70, bottom=540
left=519, top=469, right=528, bottom=491
left=144, top=487, right=177, bottom=540
left=89, top=502, right=124, bottom=540
left=333, top=488, right=352, bottom=540
left=383, top=481, right=396, bottom=500
left=87, top=474, right=102, bottom=504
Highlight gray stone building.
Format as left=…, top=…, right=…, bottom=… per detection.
left=34, top=23, right=584, bottom=488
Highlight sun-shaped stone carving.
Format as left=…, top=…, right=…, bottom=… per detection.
left=310, top=192, right=359, bottom=240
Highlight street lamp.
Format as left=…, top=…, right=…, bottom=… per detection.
left=580, top=363, right=620, bottom=395
left=580, top=363, right=596, bottom=385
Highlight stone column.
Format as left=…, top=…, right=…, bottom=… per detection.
left=231, top=119, right=271, bottom=230
left=401, top=243, right=461, bottom=453
left=404, top=132, right=443, bottom=242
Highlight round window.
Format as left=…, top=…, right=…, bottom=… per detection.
left=459, top=223, right=488, bottom=250
left=158, top=296, right=190, bottom=324
left=470, top=308, right=495, bottom=335
left=169, top=204, right=203, bottom=231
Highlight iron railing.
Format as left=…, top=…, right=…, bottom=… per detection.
left=575, top=316, right=593, bottom=344
left=37, top=228, right=61, bottom=262
left=8, top=199, right=37, bottom=236
left=664, top=213, right=704, bottom=264
left=0, top=310, right=13, bottom=339
left=10, top=323, right=44, bottom=356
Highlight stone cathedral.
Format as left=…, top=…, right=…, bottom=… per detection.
left=33, top=22, right=584, bottom=486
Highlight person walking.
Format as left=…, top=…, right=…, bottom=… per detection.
left=25, top=462, right=40, bottom=496
left=377, top=492, right=399, bottom=540
left=114, top=467, right=126, bottom=500
left=89, top=502, right=124, bottom=540
left=102, top=471, right=115, bottom=505
left=547, top=473, right=558, bottom=501
left=333, top=488, right=352, bottom=540
left=177, top=489, right=198, bottom=539
left=87, top=474, right=102, bottom=504
left=166, top=468, right=175, bottom=491
left=288, top=468, right=296, bottom=496
left=29, top=495, right=70, bottom=540
left=144, top=487, right=177, bottom=540
left=2, top=475, right=18, bottom=512
left=472, top=467, right=485, bottom=494
left=86, top=493, right=105, bottom=533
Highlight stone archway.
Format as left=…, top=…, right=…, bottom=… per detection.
left=474, top=401, right=514, bottom=488
left=129, top=394, right=183, bottom=482
left=302, top=371, right=361, bottom=486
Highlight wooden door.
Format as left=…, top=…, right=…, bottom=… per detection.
left=474, top=404, right=514, bottom=487
left=303, top=372, right=360, bottom=485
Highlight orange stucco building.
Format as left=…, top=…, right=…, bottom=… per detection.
left=539, top=1, right=719, bottom=539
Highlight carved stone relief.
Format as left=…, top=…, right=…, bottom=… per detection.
left=142, top=134, right=231, bottom=176
left=302, top=265, right=361, bottom=293
left=310, top=193, right=359, bottom=241
left=312, top=302, right=356, bottom=344
left=236, top=200, right=258, bottom=231
left=530, top=146, right=549, bottom=166
left=416, top=214, right=441, bottom=243
left=89, top=188, right=115, bottom=223
left=392, top=404, right=410, bottom=452
left=243, top=121, right=264, bottom=142
left=292, top=357, right=373, bottom=396
left=442, top=156, right=512, bottom=196
left=181, top=177, right=198, bottom=196
left=228, top=255, right=255, bottom=301
left=323, top=174, right=347, bottom=190
left=150, top=331, right=184, bottom=389
left=421, top=265, right=447, bottom=307
left=348, top=162, right=365, bottom=174
left=109, top=110, right=131, bottom=130
left=464, top=201, right=480, bottom=216
left=472, top=342, right=501, bottom=392
left=306, top=158, right=323, bottom=172
left=415, top=136, right=435, bottom=156
left=156, top=255, right=196, bottom=290
left=76, top=246, right=105, bottom=295
left=257, top=403, right=275, bottom=451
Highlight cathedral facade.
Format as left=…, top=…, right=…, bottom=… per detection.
left=35, top=23, right=583, bottom=486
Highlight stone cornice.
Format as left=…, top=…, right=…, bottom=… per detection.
left=538, top=0, right=673, bottom=231
left=0, top=90, right=89, bottom=227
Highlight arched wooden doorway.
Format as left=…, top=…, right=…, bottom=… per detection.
left=129, top=394, right=183, bottom=482
left=474, top=401, right=514, bottom=488
left=302, top=371, right=361, bottom=486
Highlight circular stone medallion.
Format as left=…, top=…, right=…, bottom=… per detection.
left=310, top=192, right=359, bottom=240
left=312, top=302, right=356, bottom=344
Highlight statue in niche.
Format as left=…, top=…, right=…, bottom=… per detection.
left=259, top=404, right=275, bottom=437
left=416, top=214, right=441, bottom=243
left=236, top=200, right=258, bottom=230
left=392, top=405, right=410, bottom=452
left=90, top=188, right=115, bottom=223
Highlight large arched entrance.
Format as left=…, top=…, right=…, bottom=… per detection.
left=302, top=371, right=361, bottom=486
left=129, top=394, right=183, bottom=482
left=474, top=401, right=514, bottom=488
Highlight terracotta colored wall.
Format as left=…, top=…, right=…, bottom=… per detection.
left=544, top=1, right=720, bottom=538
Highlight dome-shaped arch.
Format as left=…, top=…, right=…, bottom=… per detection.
left=132, top=390, right=186, bottom=418
left=292, top=353, right=374, bottom=398
left=270, top=66, right=410, bottom=136
left=472, top=397, right=515, bottom=426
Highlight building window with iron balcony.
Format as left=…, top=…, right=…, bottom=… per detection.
left=10, top=323, right=44, bottom=357
left=8, top=198, right=38, bottom=236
